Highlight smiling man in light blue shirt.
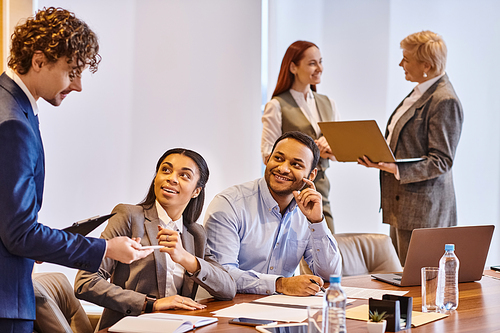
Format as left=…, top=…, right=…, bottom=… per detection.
left=204, top=131, right=341, bottom=296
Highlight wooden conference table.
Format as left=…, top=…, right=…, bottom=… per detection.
left=102, top=270, right=500, bottom=332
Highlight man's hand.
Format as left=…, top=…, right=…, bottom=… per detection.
left=105, top=236, right=153, bottom=264
left=293, top=178, right=323, bottom=223
left=315, top=136, right=335, bottom=160
left=276, top=275, right=324, bottom=296
left=157, top=226, right=200, bottom=273
left=357, top=155, right=398, bottom=174
left=153, top=295, right=206, bottom=311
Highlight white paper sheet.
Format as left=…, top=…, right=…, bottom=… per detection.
left=211, top=303, right=308, bottom=322
left=252, top=294, right=323, bottom=307
left=342, top=286, right=408, bottom=299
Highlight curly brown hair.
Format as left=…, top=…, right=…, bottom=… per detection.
left=8, top=7, right=101, bottom=76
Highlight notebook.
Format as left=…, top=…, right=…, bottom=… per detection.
left=372, top=225, right=495, bottom=286
left=108, top=313, right=218, bottom=333
left=318, top=120, right=423, bottom=163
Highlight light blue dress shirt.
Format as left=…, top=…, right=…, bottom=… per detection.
left=204, top=177, right=342, bottom=295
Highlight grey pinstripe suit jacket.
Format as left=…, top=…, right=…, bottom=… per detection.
left=380, top=74, right=463, bottom=230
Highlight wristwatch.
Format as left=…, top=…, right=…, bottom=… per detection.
left=144, top=294, right=156, bottom=313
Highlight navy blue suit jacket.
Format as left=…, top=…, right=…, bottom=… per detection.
left=0, top=73, right=106, bottom=320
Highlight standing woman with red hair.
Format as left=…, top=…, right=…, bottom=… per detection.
left=261, top=40, right=339, bottom=233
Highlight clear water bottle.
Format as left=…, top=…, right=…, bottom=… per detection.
left=436, top=243, right=460, bottom=311
left=323, top=275, right=346, bottom=333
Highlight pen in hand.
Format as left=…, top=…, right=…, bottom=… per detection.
left=310, top=278, right=326, bottom=292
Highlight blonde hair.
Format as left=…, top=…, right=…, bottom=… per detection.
left=400, top=30, right=447, bottom=75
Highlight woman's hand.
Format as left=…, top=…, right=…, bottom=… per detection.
left=157, top=226, right=200, bottom=273
left=315, top=136, right=335, bottom=159
left=153, top=295, right=206, bottom=311
left=357, top=155, right=398, bottom=174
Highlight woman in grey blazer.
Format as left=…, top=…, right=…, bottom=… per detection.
left=75, top=148, right=236, bottom=330
left=358, top=31, right=463, bottom=265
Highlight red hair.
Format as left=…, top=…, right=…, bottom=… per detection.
left=272, top=40, right=319, bottom=98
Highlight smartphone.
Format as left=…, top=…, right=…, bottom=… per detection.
left=491, top=265, right=500, bottom=272
left=228, top=317, right=277, bottom=327
left=256, top=323, right=308, bottom=333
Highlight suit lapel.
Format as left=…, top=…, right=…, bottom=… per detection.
left=0, top=73, right=44, bottom=166
left=143, top=207, right=167, bottom=298
left=389, top=75, right=448, bottom=152
left=180, top=223, right=209, bottom=298
left=389, top=102, right=417, bottom=151
left=180, top=225, right=195, bottom=255
left=180, top=225, right=196, bottom=298
left=386, top=90, right=412, bottom=138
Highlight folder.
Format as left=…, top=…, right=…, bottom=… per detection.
left=63, top=213, right=115, bottom=236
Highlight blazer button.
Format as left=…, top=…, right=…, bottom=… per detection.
left=126, top=309, right=131, bottom=314
left=395, top=195, right=400, bottom=201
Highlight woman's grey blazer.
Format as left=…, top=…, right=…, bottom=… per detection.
left=381, top=74, right=463, bottom=230
left=75, top=204, right=236, bottom=330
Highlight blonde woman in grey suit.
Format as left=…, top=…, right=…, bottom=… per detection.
left=75, top=148, right=236, bottom=330
left=358, top=31, right=463, bottom=266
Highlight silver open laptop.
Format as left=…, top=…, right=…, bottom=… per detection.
left=372, top=225, right=495, bottom=287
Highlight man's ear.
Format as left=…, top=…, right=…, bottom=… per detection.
left=31, top=51, right=46, bottom=73
left=308, top=168, right=318, bottom=182
left=264, top=154, right=270, bottom=165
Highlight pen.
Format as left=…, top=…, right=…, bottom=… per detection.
left=310, top=278, right=326, bottom=292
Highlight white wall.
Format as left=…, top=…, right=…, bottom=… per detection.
left=267, top=0, right=392, bottom=236
left=35, top=0, right=262, bottom=281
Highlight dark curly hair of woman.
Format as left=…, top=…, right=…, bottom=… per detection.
left=8, top=7, right=101, bottom=76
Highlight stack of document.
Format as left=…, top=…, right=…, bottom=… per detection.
left=211, top=289, right=409, bottom=323
left=212, top=295, right=328, bottom=322
left=252, top=294, right=323, bottom=308
left=212, top=302, right=308, bottom=322
left=342, top=286, right=408, bottom=299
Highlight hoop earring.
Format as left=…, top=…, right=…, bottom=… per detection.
left=423, top=72, right=428, bottom=78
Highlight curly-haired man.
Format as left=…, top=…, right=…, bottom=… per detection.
left=0, top=7, right=152, bottom=332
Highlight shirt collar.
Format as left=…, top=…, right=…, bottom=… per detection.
left=414, top=72, right=445, bottom=96
left=6, top=68, right=39, bottom=116
left=258, top=177, right=298, bottom=214
left=155, top=200, right=183, bottom=231
left=289, top=88, right=314, bottom=101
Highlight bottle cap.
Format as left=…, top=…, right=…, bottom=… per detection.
left=329, top=275, right=341, bottom=284
left=445, top=244, right=455, bottom=251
